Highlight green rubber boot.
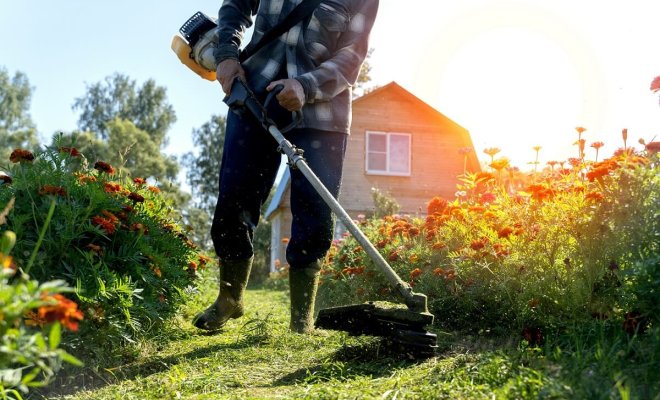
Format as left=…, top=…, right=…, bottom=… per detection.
left=289, top=262, right=321, bottom=333
left=193, top=256, right=253, bottom=331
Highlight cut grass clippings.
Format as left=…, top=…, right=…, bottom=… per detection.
left=38, top=271, right=657, bottom=400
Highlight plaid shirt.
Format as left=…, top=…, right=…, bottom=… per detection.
left=214, top=0, right=379, bottom=133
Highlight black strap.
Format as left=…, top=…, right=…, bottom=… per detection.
left=239, top=0, right=323, bottom=62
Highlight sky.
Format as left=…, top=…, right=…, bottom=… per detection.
left=2, top=0, right=659, bottom=175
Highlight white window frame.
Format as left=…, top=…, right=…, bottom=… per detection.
left=365, top=131, right=412, bottom=176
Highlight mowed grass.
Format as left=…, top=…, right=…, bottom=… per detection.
left=39, top=271, right=656, bottom=400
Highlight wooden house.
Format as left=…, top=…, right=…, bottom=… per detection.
left=264, top=81, right=480, bottom=271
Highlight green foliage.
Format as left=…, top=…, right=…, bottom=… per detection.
left=0, top=68, right=38, bottom=162
left=0, top=225, right=82, bottom=399
left=72, top=73, right=176, bottom=146
left=180, top=115, right=226, bottom=250
left=319, top=151, right=659, bottom=339
left=0, top=145, right=203, bottom=358
left=181, top=115, right=226, bottom=214
left=370, top=187, right=400, bottom=219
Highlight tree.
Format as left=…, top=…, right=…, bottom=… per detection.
left=181, top=115, right=226, bottom=249
left=0, top=67, right=38, bottom=162
left=72, top=73, right=176, bottom=146
left=182, top=115, right=226, bottom=213
left=354, top=48, right=378, bottom=98
left=59, top=74, right=180, bottom=182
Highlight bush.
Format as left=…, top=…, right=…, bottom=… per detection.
left=0, top=145, right=205, bottom=357
left=317, top=150, right=659, bottom=339
left=0, top=227, right=82, bottom=400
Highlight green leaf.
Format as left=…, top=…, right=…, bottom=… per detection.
left=48, top=322, right=61, bottom=350
left=19, top=367, right=40, bottom=385
left=57, top=350, right=84, bottom=367
left=34, top=333, right=47, bottom=352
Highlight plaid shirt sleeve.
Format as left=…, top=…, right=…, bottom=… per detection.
left=214, top=0, right=260, bottom=62
left=295, top=0, right=379, bottom=103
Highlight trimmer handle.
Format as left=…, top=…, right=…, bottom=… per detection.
left=223, top=79, right=302, bottom=133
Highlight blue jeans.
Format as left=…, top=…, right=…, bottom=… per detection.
left=211, top=108, right=347, bottom=268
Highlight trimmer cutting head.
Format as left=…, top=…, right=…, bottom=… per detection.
left=315, top=302, right=438, bottom=358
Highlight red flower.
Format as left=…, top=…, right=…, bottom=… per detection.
left=94, top=161, right=115, bottom=175
left=58, top=147, right=81, bottom=157
left=427, top=196, right=448, bottom=215
left=645, top=141, right=660, bottom=154
left=479, top=192, right=497, bottom=204
left=10, top=149, right=34, bottom=163
left=128, top=192, right=145, bottom=203
left=497, top=226, right=515, bottom=239
left=585, top=191, right=605, bottom=203
left=39, top=185, right=67, bottom=197
left=91, top=215, right=117, bottom=235
left=470, top=238, right=488, bottom=250
left=133, top=177, right=146, bottom=185
left=522, top=326, right=543, bottom=346
left=104, top=182, right=123, bottom=193
left=36, top=294, right=84, bottom=332
left=410, top=268, right=423, bottom=280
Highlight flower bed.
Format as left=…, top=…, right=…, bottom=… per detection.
left=0, top=145, right=206, bottom=356
left=318, top=149, right=658, bottom=340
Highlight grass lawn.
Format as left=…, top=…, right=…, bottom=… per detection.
left=39, top=273, right=657, bottom=400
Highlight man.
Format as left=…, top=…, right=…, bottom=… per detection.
left=193, top=0, right=379, bottom=333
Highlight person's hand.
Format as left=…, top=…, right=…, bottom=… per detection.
left=216, top=59, right=245, bottom=95
left=266, top=79, right=306, bottom=111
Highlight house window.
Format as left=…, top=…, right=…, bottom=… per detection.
left=365, top=131, right=411, bottom=176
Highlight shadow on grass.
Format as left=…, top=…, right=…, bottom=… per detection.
left=273, top=336, right=441, bottom=386
left=37, top=333, right=260, bottom=398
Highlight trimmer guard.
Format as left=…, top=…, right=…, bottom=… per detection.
left=315, top=302, right=438, bottom=358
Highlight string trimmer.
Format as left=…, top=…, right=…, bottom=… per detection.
left=224, top=79, right=437, bottom=358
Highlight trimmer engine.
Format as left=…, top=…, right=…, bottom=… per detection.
left=171, top=11, right=219, bottom=81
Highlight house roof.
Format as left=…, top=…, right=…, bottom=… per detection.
left=264, top=81, right=470, bottom=220
left=353, top=81, right=468, bottom=132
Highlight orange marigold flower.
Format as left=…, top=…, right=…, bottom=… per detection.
left=148, top=185, right=160, bottom=194
left=37, top=294, right=84, bottom=332
left=410, top=268, right=423, bottom=279
left=128, top=192, right=145, bottom=203
left=10, top=149, right=34, bottom=163
left=58, top=147, right=81, bottom=157
left=101, top=210, right=119, bottom=223
left=152, top=266, right=162, bottom=278
left=76, top=173, right=97, bottom=184
left=498, top=226, right=515, bottom=239
left=427, top=196, right=448, bottom=215
left=433, top=267, right=444, bottom=276
left=590, top=141, right=604, bottom=150
left=431, top=241, right=447, bottom=250
left=0, top=174, right=12, bottom=185
left=103, top=182, right=123, bottom=193
left=376, top=239, right=388, bottom=249
left=388, top=249, right=400, bottom=262
left=133, top=177, right=146, bottom=185
left=470, top=238, right=488, bottom=250
left=86, top=243, right=102, bottom=254
left=39, top=185, right=67, bottom=197
left=585, top=191, right=605, bottom=202
left=91, top=215, right=117, bottom=235
left=189, top=261, right=198, bottom=271
left=1, top=253, right=16, bottom=271
left=645, top=141, right=660, bottom=154
left=480, top=192, right=497, bottom=204
left=94, top=161, right=115, bottom=175
left=198, top=255, right=211, bottom=268
left=468, top=205, right=485, bottom=213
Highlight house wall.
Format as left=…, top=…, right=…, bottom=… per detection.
left=339, top=88, right=480, bottom=215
